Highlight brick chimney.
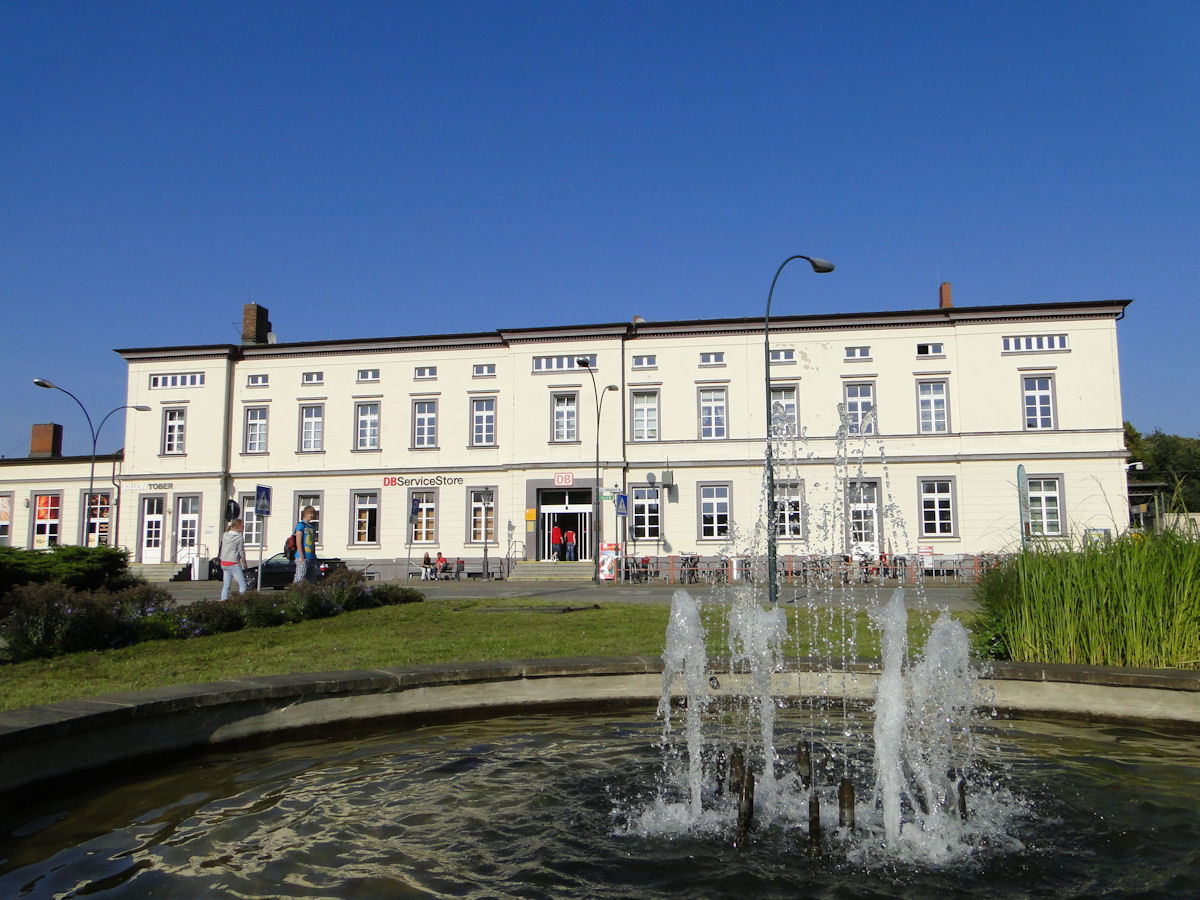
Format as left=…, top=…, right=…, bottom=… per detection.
left=242, top=303, right=272, bottom=344
left=939, top=282, right=952, bottom=309
left=31, top=423, right=63, bottom=458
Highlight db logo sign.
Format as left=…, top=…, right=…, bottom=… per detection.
left=553, top=473, right=574, bottom=487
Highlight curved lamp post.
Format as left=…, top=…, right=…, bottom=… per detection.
left=764, top=255, right=834, bottom=605
left=34, top=378, right=151, bottom=546
left=577, top=359, right=618, bottom=582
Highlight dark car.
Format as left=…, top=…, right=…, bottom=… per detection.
left=208, top=553, right=346, bottom=589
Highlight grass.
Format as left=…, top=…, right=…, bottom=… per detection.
left=0, top=597, right=972, bottom=712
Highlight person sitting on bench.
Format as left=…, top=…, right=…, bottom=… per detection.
left=433, top=552, right=450, bottom=579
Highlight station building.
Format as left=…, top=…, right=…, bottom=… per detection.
left=1, top=287, right=1133, bottom=579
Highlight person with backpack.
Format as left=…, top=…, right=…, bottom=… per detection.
left=292, top=505, right=319, bottom=584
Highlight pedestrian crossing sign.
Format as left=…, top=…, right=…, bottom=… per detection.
left=614, top=493, right=628, bottom=516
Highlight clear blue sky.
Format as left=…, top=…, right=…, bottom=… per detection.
left=3, top=1, right=1197, bottom=457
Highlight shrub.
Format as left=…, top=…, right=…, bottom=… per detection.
left=235, top=591, right=300, bottom=628
left=318, top=568, right=371, bottom=612
left=1, top=582, right=78, bottom=660
left=172, top=600, right=246, bottom=637
left=366, top=582, right=424, bottom=607
left=0, top=545, right=135, bottom=597
left=286, top=583, right=343, bottom=621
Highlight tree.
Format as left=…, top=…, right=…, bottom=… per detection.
left=1125, top=422, right=1200, bottom=511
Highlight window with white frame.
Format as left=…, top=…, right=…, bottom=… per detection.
left=163, top=408, right=186, bottom=454
left=357, top=368, right=380, bottom=382
left=473, top=363, right=496, bottom=377
left=533, top=355, right=595, bottom=372
left=355, top=402, right=380, bottom=450
left=413, top=400, right=438, bottom=448
left=917, top=380, right=948, bottom=433
left=1028, top=478, right=1062, bottom=535
left=297, top=494, right=322, bottom=544
left=844, top=346, right=871, bottom=360
left=244, top=406, right=268, bottom=453
left=699, top=388, right=727, bottom=439
left=1023, top=375, right=1055, bottom=430
left=0, top=494, right=11, bottom=545
left=247, top=374, right=268, bottom=387
left=844, top=382, right=875, bottom=434
left=149, top=372, right=204, bottom=388
left=632, top=390, right=659, bottom=441
left=302, top=371, right=324, bottom=385
left=769, top=348, right=795, bottom=363
left=411, top=490, right=436, bottom=542
left=352, top=491, right=379, bottom=544
left=699, top=351, right=725, bottom=366
left=919, top=478, right=955, bottom=536
left=415, top=366, right=437, bottom=379
left=470, top=489, right=495, bottom=543
left=472, top=397, right=496, bottom=446
left=774, top=481, right=804, bottom=538
left=85, top=492, right=112, bottom=547
left=848, top=481, right=879, bottom=547
left=33, top=493, right=60, bottom=548
left=917, top=342, right=944, bottom=357
left=769, top=385, right=798, bottom=439
left=631, top=487, right=661, bottom=539
left=238, top=494, right=262, bottom=547
left=632, top=355, right=656, bottom=369
left=552, top=393, right=578, bottom=442
left=300, top=404, right=324, bottom=452
left=699, top=484, right=731, bottom=539
left=1003, top=334, right=1068, bottom=352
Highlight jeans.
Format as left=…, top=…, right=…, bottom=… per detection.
left=566, top=543, right=576, bottom=560
left=221, top=564, right=247, bottom=600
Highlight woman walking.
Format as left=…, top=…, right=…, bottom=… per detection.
left=219, top=518, right=249, bottom=600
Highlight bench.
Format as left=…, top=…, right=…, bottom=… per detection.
left=407, top=559, right=504, bottom=580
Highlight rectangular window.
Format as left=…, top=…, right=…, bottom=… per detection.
left=699, top=388, right=727, bottom=439
left=1023, top=375, right=1055, bottom=430
left=163, top=408, right=186, bottom=454
left=552, top=394, right=578, bottom=442
left=247, top=374, right=268, bottom=387
left=699, top=484, right=730, bottom=539
left=632, top=391, right=659, bottom=441
left=356, top=402, right=380, bottom=450
left=631, top=487, right=661, bottom=539
left=244, top=406, right=268, bottom=453
left=353, top=491, right=379, bottom=544
left=149, top=372, right=204, bottom=389
left=84, top=491, right=112, bottom=547
left=632, top=355, right=657, bottom=369
left=917, top=343, right=944, bottom=357
left=1028, top=478, right=1062, bottom=535
left=919, top=479, right=955, bottom=536
left=769, top=386, right=798, bottom=439
left=472, top=397, right=496, bottom=446
left=238, top=494, right=262, bottom=547
left=33, top=493, right=61, bottom=548
left=302, top=371, right=324, bottom=385
left=300, top=404, right=324, bottom=452
left=413, top=400, right=438, bottom=448
left=844, top=346, right=871, bottom=360
left=774, top=481, right=805, bottom=538
left=917, top=381, right=948, bottom=434
left=844, top=383, right=875, bottom=434
left=699, top=351, right=725, bottom=366
left=357, top=368, right=380, bottom=382
left=769, top=348, right=795, bottom=362
left=297, top=494, right=322, bottom=545
left=470, top=489, right=495, bottom=543
left=848, top=481, right=879, bottom=547
left=0, top=494, right=11, bottom=546
left=411, top=490, right=436, bottom=543
left=533, top=354, right=595, bottom=371
left=1003, top=334, right=1069, bottom=352
left=473, top=363, right=496, bottom=377
left=415, top=366, right=437, bottom=379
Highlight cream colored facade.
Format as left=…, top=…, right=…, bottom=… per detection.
left=2, top=297, right=1132, bottom=577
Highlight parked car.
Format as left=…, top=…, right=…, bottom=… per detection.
left=208, top=553, right=346, bottom=588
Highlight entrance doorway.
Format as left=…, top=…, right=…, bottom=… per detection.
left=141, top=496, right=165, bottom=564
left=538, top=488, right=592, bottom=561
left=847, top=480, right=880, bottom=558
left=175, top=495, right=200, bottom=563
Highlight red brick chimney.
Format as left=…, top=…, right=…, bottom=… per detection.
left=242, top=303, right=272, bottom=344
left=939, top=282, right=952, bottom=308
left=31, top=423, right=63, bottom=458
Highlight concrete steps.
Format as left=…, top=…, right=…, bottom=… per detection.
left=130, top=562, right=192, bottom=582
left=506, top=560, right=595, bottom=582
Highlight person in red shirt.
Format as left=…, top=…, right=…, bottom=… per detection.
left=551, top=524, right=563, bottom=561
left=565, top=528, right=577, bottom=560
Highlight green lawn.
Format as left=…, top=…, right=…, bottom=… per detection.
left=0, top=598, right=969, bottom=712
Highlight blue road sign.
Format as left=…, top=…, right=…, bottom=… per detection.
left=255, top=484, right=272, bottom=517
left=614, top=493, right=628, bottom=516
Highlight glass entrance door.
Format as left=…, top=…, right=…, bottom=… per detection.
left=141, top=496, right=165, bottom=564
left=538, top=489, right=593, bottom=561
left=847, top=481, right=880, bottom=558
left=175, top=496, right=200, bottom=563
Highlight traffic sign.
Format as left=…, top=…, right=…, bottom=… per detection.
left=614, top=493, right=628, bottom=516
left=255, top=484, right=272, bottom=517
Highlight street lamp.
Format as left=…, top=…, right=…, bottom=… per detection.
left=480, top=488, right=493, bottom=579
left=577, top=358, right=618, bottom=583
left=763, top=255, right=834, bottom=605
left=34, top=378, right=151, bottom=546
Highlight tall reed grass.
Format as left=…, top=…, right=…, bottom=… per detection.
left=974, top=531, right=1200, bottom=669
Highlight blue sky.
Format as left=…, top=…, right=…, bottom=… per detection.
left=3, top=1, right=1198, bottom=457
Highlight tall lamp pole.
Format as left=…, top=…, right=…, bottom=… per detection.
left=578, top=359, right=618, bottom=583
left=34, top=378, right=150, bottom=546
left=480, top=488, right=493, bottom=579
left=763, top=255, right=834, bottom=605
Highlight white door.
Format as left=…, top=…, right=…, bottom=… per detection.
left=141, top=496, right=165, bottom=564
left=847, top=481, right=880, bottom=558
left=175, top=496, right=200, bottom=563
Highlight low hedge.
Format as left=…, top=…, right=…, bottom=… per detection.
left=0, top=569, right=423, bottom=661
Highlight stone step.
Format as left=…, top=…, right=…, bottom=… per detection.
left=506, top=560, right=596, bottom=582
left=130, top=562, right=192, bottom=582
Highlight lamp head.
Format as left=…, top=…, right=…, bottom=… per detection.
left=33, top=378, right=57, bottom=389
left=576, top=357, right=592, bottom=368
left=133, top=405, right=152, bottom=412
left=806, top=257, right=835, bottom=274
left=604, top=384, right=618, bottom=392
